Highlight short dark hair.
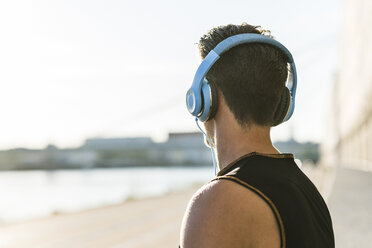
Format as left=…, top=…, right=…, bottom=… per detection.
left=198, top=23, right=288, bottom=127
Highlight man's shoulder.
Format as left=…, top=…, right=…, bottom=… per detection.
left=180, top=178, right=280, bottom=248
left=188, top=178, right=260, bottom=211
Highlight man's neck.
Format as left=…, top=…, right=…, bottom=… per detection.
left=214, top=116, right=279, bottom=172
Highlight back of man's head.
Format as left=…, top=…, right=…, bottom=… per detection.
left=198, top=23, right=289, bottom=128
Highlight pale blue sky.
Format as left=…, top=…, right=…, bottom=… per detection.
left=0, top=0, right=342, bottom=149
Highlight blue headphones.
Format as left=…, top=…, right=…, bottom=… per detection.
left=186, top=33, right=297, bottom=126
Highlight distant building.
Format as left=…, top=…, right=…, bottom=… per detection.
left=83, top=137, right=153, bottom=150
left=161, top=132, right=212, bottom=165
left=0, top=132, right=214, bottom=170
left=166, top=132, right=204, bottom=146
left=321, top=0, right=372, bottom=170
left=53, top=150, right=97, bottom=168
left=81, top=132, right=212, bottom=167
left=274, top=139, right=320, bottom=164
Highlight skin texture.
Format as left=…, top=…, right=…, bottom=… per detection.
left=180, top=91, right=281, bottom=248
left=180, top=180, right=281, bottom=248
left=204, top=91, right=280, bottom=170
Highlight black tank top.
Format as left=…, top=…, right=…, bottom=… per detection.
left=210, top=152, right=335, bottom=248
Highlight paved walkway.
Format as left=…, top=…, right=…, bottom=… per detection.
left=0, top=187, right=198, bottom=248
left=1, top=167, right=371, bottom=248
left=327, top=167, right=372, bottom=248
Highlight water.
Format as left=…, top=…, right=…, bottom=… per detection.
left=0, top=166, right=214, bottom=224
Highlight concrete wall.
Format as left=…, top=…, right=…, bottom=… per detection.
left=322, top=0, right=372, bottom=170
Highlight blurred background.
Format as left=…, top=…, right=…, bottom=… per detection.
left=0, top=0, right=370, bottom=247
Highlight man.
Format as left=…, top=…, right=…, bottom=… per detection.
left=179, top=23, right=334, bottom=247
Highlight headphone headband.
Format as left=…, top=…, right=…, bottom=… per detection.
left=213, top=34, right=294, bottom=62
left=186, top=33, right=297, bottom=122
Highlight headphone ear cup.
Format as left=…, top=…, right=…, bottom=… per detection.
left=198, top=79, right=212, bottom=122
left=206, top=81, right=219, bottom=121
left=272, top=87, right=291, bottom=126
left=198, top=79, right=219, bottom=122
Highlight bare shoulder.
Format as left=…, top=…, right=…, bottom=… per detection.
left=180, top=178, right=280, bottom=248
